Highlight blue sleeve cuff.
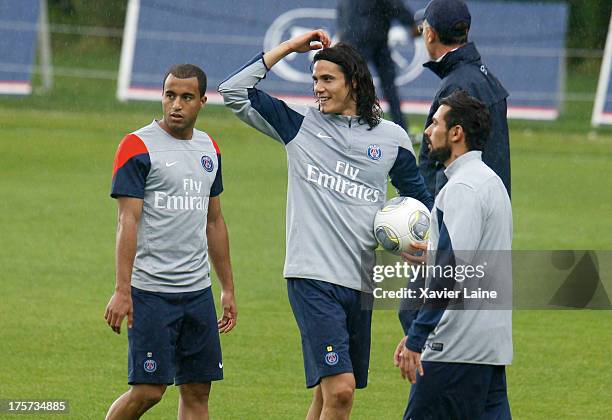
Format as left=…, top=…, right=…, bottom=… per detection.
left=406, top=306, right=447, bottom=353
left=261, top=52, right=270, bottom=71
left=398, top=309, right=418, bottom=335
left=406, top=323, right=430, bottom=353
left=405, top=340, right=424, bottom=353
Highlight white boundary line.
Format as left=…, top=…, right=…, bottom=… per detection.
left=592, top=13, right=612, bottom=127
left=598, top=112, right=612, bottom=124
left=123, top=88, right=558, bottom=120
left=117, top=0, right=140, bottom=102
left=506, top=107, right=557, bottom=121
left=0, top=81, right=32, bottom=95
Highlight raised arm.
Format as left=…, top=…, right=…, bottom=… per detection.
left=262, top=29, right=331, bottom=68
left=218, top=30, right=331, bottom=145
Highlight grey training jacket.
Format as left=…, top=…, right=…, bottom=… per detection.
left=219, top=53, right=432, bottom=291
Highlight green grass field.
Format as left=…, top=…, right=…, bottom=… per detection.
left=1, top=43, right=612, bottom=418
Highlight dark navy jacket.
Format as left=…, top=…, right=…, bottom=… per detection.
left=418, top=43, right=511, bottom=199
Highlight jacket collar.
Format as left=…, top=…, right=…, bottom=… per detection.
left=424, top=43, right=482, bottom=79
left=320, top=111, right=367, bottom=128
left=444, top=150, right=482, bottom=180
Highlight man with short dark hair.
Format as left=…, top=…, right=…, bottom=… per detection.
left=395, top=90, right=513, bottom=419
left=399, top=0, right=511, bottom=337
left=164, top=64, right=208, bottom=98
left=415, top=0, right=510, bottom=198
left=219, top=30, right=432, bottom=419
left=104, top=64, right=237, bottom=420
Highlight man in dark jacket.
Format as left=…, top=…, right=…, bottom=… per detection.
left=337, top=0, right=419, bottom=132
left=399, top=0, right=511, bottom=339
left=415, top=0, right=510, bottom=199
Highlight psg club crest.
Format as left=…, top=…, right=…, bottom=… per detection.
left=325, top=351, right=339, bottom=366
left=367, top=144, right=382, bottom=161
left=143, top=358, right=157, bottom=373
left=201, top=155, right=214, bottom=172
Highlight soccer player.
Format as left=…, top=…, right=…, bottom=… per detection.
left=219, top=30, right=432, bottom=419
left=394, top=90, right=513, bottom=419
left=104, top=64, right=237, bottom=420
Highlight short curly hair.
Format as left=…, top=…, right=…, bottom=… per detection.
left=439, top=90, right=490, bottom=151
left=163, top=64, right=207, bottom=97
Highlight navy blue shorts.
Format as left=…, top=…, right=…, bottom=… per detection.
left=287, top=278, right=373, bottom=389
left=404, top=362, right=511, bottom=420
left=128, top=286, right=223, bottom=386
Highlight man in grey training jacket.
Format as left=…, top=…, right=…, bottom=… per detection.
left=219, top=30, right=432, bottom=419
left=395, top=90, right=512, bottom=420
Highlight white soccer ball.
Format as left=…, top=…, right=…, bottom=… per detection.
left=373, top=197, right=431, bottom=253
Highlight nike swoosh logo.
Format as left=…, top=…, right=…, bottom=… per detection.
left=165, top=161, right=178, bottom=167
left=218, top=362, right=223, bottom=369
left=316, top=132, right=333, bottom=139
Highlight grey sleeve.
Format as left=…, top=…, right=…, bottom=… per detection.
left=218, top=52, right=307, bottom=145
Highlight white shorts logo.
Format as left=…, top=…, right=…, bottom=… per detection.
left=325, top=351, right=339, bottom=366
left=143, top=359, right=157, bottom=373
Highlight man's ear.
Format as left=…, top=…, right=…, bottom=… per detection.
left=450, top=125, right=464, bottom=143
left=200, top=95, right=207, bottom=107
left=428, top=27, right=438, bottom=45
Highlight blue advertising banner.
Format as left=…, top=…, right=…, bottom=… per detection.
left=592, top=14, right=612, bottom=126
left=118, top=0, right=568, bottom=120
left=0, top=0, right=41, bottom=95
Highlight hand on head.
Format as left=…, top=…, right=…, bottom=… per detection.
left=287, top=29, right=332, bottom=53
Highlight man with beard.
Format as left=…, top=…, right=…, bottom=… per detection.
left=394, top=90, right=513, bottom=420
left=398, top=0, right=511, bottom=352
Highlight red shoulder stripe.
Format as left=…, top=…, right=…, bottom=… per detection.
left=209, top=134, right=221, bottom=155
left=112, top=134, right=148, bottom=175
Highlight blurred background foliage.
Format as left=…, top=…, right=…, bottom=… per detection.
left=48, top=0, right=126, bottom=30
left=564, top=0, right=610, bottom=50
left=498, top=0, right=610, bottom=50
left=498, top=0, right=611, bottom=72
